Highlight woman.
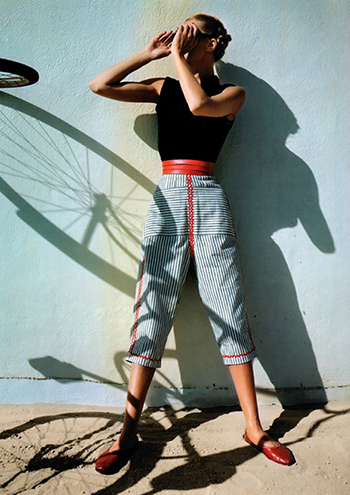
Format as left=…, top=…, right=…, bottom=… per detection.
left=89, top=13, right=296, bottom=473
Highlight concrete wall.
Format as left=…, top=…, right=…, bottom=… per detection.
left=1, top=0, right=349, bottom=407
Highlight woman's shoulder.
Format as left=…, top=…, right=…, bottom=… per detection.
left=151, top=77, right=166, bottom=95
left=153, top=76, right=176, bottom=99
left=154, top=76, right=181, bottom=107
left=220, top=81, right=237, bottom=89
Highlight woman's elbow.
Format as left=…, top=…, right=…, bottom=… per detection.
left=89, top=80, right=103, bottom=93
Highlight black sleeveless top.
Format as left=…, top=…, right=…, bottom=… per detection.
left=155, top=75, right=236, bottom=162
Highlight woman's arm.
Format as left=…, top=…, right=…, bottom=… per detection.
left=173, top=50, right=246, bottom=117
left=171, top=23, right=246, bottom=117
left=172, top=52, right=209, bottom=112
left=89, top=30, right=175, bottom=103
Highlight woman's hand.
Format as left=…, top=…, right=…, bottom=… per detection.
left=144, top=30, right=176, bottom=60
left=171, top=23, right=200, bottom=57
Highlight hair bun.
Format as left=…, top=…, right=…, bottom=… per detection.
left=217, top=31, right=231, bottom=46
left=216, top=26, right=232, bottom=46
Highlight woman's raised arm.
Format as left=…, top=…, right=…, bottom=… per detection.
left=88, top=30, right=175, bottom=103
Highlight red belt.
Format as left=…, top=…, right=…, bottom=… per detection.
left=162, top=159, right=215, bottom=175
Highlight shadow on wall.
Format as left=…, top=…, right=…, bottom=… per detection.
left=0, top=58, right=334, bottom=405
left=134, top=61, right=334, bottom=405
left=0, top=90, right=157, bottom=297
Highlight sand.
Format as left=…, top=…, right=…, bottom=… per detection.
left=0, top=401, right=349, bottom=494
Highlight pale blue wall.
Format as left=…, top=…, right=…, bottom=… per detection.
left=1, top=0, right=349, bottom=406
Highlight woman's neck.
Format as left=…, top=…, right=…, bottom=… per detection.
left=193, top=72, right=217, bottom=85
left=186, top=60, right=216, bottom=85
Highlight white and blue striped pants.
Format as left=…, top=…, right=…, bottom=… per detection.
left=125, top=173, right=258, bottom=368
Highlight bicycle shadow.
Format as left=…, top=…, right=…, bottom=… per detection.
left=0, top=57, right=336, bottom=492
left=1, top=400, right=348, bottom=493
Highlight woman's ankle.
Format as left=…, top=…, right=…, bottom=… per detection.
left=245, top=421, right=263, bottom=432
left=119, top=426, right=138, bottom=441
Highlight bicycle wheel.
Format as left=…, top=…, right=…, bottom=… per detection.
left=0, top=58, right=39, bottom=88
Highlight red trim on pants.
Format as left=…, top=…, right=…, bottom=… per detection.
left=127, top=351, right=161, bottom=362
left=128, top=252, right=146, bottom=354
left=186, top=174, right=195, bottom=259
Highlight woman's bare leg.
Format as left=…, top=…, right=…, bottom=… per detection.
left=228, top=361, right=281, bottom=447
left=109, top=363, right=156, bottom=450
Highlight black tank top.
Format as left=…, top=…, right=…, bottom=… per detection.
left=155, top=75, right=236, bottom=163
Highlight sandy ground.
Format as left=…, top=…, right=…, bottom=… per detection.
left=0, top=401, right=349, bottom=495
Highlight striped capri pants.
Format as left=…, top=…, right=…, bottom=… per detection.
left=124, top=160, right=258, bottom=368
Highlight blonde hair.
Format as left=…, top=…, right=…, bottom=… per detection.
left=185, top=12, right=232, bottom=62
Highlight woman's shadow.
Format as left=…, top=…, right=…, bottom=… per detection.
left=134, top=61, right=333, bottom=407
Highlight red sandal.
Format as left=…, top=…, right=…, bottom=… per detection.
left=95, top=435, right=139, bottom=474
left=243, top=430, right=296, bottom=466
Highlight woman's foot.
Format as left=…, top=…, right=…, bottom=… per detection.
left=244, top=426, right=281, bottom=448
left=243, top=425, right=296, bottom=466
left=95, top=432, right=139, bottom=474
left=109, top=432, right=138, bottom=453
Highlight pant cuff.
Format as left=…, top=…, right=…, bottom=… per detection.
left=124, top=352, right=162, bottom=369
left=222, top=347, right=258, bottom=365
